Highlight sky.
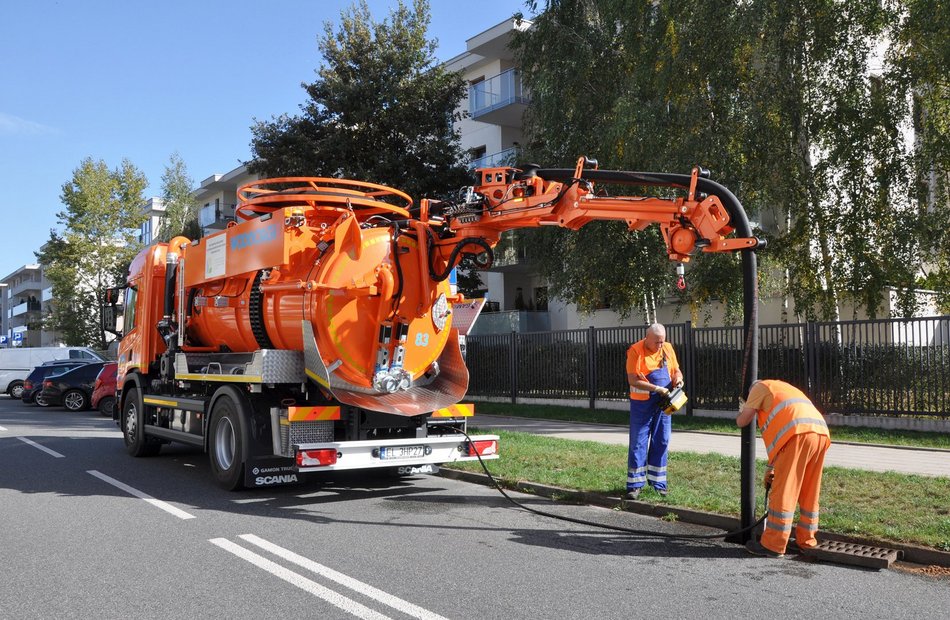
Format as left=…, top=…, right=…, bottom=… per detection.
left=0, top=0, right=532, bottom=280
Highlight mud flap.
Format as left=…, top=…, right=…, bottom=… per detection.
left=245, top=456, right=301, bottom=487
left=302, top=321, right=468, bottom=416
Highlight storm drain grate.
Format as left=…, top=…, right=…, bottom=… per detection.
left=804, top=540, right=901, bottom=569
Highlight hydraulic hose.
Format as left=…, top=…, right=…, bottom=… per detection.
left=451, top=427, right=768, bottom=541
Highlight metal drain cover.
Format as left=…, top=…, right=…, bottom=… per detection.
left=803, top=540, right=900, bottom=569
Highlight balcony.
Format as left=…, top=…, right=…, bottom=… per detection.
left=469, top=69, right=530, bottom=127
left=489, top=230, right=535, bottom=273
left=9, top=278, right=42, bottom=298
left=469, top=310, right=551, bottom=335
left=199, top=203, right=237, bottom=230
left=470, top=147, right=519, bottom=170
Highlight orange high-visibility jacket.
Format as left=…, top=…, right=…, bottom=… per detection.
left=755, top=380, right=829, bottom=462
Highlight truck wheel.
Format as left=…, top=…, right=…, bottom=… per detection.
left=63, top=390, right=89, bottom=412
left=8, top=382, right=24, bottom=400
left=123, top=388, right=160, bottom=457
left=209, top=396, right=245, bottom=491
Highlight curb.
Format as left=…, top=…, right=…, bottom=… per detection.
left=439, top=468, right=950, bottom=569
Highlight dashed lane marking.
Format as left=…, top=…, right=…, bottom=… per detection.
left=87, top=470, right=196, bottom=520
left=17, top=436, right=65, bottom=458
left=209, top=538, right=391, bottom=620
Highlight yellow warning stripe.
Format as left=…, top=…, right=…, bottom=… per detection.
left=175, top=373, right=263, bottom=383
left=143, top=397, right=179, bottom=407
left=305, top=368, right=330, bottom=388
left=288, top=406, right=341, bottom=422
left=431, top=403, right=474, bottom=418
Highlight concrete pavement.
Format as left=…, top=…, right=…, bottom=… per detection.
left=473, top=414, right=950, bottom=478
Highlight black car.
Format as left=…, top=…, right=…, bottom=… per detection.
left=38, top=362, right=107, bottom=412
left=22, top=360, right=93, bottom=406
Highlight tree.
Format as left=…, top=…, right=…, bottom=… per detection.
left=159, top=152, right=200, bottom=242
left=512, top=0, right=925, bottom=322
left=37, top=157, right=147, bottom=348
left=891, top=0, right=950, bottom=311
left=511, top=0, right=752, bottom=322
left=249, top=0, right=471, bottom=200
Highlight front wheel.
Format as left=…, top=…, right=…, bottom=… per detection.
left=63, top=390, right=89, bottom=412
left=123, top=387, right=160, bottom=457
left=209, top=395, right=245, bottom=491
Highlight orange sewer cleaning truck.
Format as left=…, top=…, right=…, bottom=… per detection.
left=103, top=157, right=759, bottom=490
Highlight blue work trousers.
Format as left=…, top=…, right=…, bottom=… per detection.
left=627, top=400, right=670, bottom=491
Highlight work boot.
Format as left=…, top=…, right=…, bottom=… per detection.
left=656, top=488, right=668, bottom=497
left=625, top=488, right=641, bottom=500
left=745, top=539, right=786, bottom=559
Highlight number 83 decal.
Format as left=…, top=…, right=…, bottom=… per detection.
left=414, top=333, right=430, bottom=347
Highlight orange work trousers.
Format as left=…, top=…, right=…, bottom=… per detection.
left=760, top=432, right=831, bottom=554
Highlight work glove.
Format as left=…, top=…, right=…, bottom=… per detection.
left=763, top=466, right=775, bottom=489
left=654, top=386, right=670, bottom=397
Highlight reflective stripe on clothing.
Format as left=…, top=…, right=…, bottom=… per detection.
left=766, top=518, right=793, bottom=532
left=766, top=417, right=829, bottom=457
left=798, top=521, right=819, bottom=532
left=755, top=381, right=829, bottom=462
left=799, top=508, right=819, bottom=520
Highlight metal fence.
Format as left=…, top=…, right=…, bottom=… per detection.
left=465, top=316, right=950, bottom=417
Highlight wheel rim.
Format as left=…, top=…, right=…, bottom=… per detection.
left=35, top=395, right=49, bottom=407
left=65, top=392, right=84, bottom=410
left=125, top=402, right=137, bottom=442
left=11, top=385, right=23, bottom=399
left=214, top=416, right=236, bottom=470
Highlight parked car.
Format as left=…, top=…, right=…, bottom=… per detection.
left=0, top=346, right=105, bottom=399
left=90, top=362, right=117, bottom=417
left=22, top=360, right=94, bottom=405
left=39, top=361, right=107, bottom=412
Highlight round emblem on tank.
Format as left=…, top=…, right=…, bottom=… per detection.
left=432, top=293, right=450, bottom=333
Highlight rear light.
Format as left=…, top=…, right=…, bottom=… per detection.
left=43, top=380, right=53, bottom=388
left=465, top=439, right=498, bottom=457
left=296, top=449, right=338, bottom=467
left=23, top=380, right=32, bottom=390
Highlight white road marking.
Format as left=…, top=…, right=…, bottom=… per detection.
left=17, top=436, right=65, bottom=458
left=86, top=470, right=196, bottom=520
left=209, top=538, right=392, bottom=620
left=0, top=425, right=7, bottom=431
left=239, top=534, right=450, bottom=620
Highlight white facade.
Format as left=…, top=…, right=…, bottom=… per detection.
left=193, top=165, right=260, bottom=236
left=1, top=264, right=59, bottom=347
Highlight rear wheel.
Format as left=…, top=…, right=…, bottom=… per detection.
left=35, top=394, right=50, bottom=407
left=209, top=395, right=246, bottom=491
left=123, top=387, right=160, bottom=457
left=98, top=396, right=115, bottom=417
left=63, top=390, right=89, bottom=412
left=8, top=382, right=24, bottom=400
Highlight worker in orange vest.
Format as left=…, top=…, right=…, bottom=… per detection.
left=625, top=323, right=684, bottom=499
left=736, top=379, right=831, bottom=558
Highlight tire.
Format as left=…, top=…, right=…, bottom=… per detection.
left=63, top=390, right=89, bottom=412
left=122, top=387, right=160, bottom=457
left=35, top=394, right=50, bottom=407
left=98, top=396, right=116, bottom=417
left=8, top=382, right=24, bottom=400
left=209, top=395, right=246, bottom=491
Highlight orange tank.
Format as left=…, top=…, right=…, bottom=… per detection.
left=177, top=179, right=460, bottom=412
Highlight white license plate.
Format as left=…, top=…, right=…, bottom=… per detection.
left=380, top=445, right=425, bottom=460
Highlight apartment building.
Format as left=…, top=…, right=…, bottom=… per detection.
left=1, top=264, right=57, bottom=347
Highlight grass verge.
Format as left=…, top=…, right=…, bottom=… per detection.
left=451, top=428, right=950, bottom=551
left=473, top=401, right=950, bottom=450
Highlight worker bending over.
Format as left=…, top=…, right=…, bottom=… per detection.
left=625, top=323, right=684, bottom=499
left=736, top=379, right=831, bottom=558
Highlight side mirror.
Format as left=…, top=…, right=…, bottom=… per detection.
left=101, top=286, right=124, bottom=337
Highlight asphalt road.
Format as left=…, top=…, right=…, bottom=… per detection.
left=1, top=396, right=947, bottom=620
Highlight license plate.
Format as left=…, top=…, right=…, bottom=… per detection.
left=379, top=445, right=425, bottom=460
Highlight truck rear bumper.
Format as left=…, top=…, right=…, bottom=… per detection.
left=293, top=434, right=499, bottom=473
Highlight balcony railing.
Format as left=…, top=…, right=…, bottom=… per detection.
left=470, top=147, right=519, bottom=170
left=200, top=204, right=237, bottom=229
left=469, top=69, right=530, bottom=119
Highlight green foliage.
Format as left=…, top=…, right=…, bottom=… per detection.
left=158, top=152, right=200, bottom=242
left=37, top=157, right=147, bottom=348
left=512, top=0, right=929, bottom=321
left=249, top=0, right=471, bottom=200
